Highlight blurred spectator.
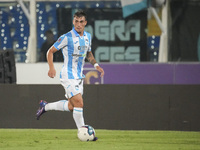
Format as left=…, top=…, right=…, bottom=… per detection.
left=39, top=30, right=55, bottom=62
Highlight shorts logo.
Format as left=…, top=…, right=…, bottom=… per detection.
left=75, top=85, right=79, bottom=91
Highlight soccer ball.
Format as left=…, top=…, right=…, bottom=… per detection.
left=77, top=125, right=95, bottom=141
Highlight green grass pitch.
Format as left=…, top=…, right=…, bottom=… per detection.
left=0, top=129, right=199, bottom=150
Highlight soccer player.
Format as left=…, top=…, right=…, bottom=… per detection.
left=36, top=10, right=104, bottom=140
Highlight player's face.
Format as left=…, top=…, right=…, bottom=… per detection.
left=73, top=16, right=87, bottom=36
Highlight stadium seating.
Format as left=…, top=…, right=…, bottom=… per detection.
left=0, top=1, right=123, bottom=62
left=0, top=50, right=16, bottom=83
left=147, top=36, right=160, bottom=61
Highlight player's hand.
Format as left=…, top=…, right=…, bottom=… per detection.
left=48, top=68, right=56, bottom=78
left=96, top=66, right=104, bottom=77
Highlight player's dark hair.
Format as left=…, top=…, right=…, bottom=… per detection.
left=74, top=10, right=87, bottom=21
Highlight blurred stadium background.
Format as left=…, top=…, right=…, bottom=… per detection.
left=0, top=0, right=200, bottom=131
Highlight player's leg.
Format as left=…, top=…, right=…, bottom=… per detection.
left=36, top=100, right=73, bottom=120
left=65, top=79, right=85, bottom=129
left=69, top=93, right=85, bottom=128
left=45, top=100, right=73, bottom=112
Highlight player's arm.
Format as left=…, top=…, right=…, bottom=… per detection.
left=86, top=51, right=104, bottom=77
left=47, top=46, right=58, bottom=78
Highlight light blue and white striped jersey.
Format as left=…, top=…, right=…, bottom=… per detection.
left=53, top=28, right=91, bottom=79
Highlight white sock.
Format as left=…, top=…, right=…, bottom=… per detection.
left=73, top=107, right=85, bottom=129
left=45, top=100, right=69, bottom=112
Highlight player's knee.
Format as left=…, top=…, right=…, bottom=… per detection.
left=75, top=100, right=83, bottom=108
left=70, top=94, right=84, bottom=108
left=68, top=102, right=74, bottom=111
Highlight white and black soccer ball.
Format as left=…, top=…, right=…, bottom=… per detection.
left=77, top=125, right=95, bottom=142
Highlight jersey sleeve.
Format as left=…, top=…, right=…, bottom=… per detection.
left=85, top=32, right=92, bottom=52
left=53, top=34, right=68, bottom=50
left=89, top=33, right=92, bottom=52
